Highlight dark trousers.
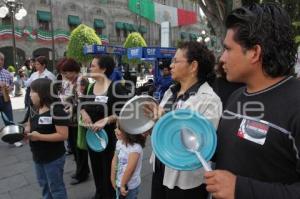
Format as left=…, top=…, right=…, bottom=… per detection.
left=68, top=126, right=77, bottom=155
left=20, top=87, right=31, bottom=124
left=151, top=158, right=208, bottom=199
left=88, top=147, right=115, bottom=199
left=68, top=126, right=90, bottom=180
left=0, top=96, right=13, bottom=125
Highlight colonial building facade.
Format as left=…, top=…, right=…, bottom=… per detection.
left=0, top=0, right=210, bottom=68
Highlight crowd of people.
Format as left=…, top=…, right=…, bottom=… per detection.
left=0, top=2, right=300, bottom=199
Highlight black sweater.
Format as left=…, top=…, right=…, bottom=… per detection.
left=81, top=81, right=129, bottom=152
left=215, top=76, right=300, bottom=199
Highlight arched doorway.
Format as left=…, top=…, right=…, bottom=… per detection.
left=33, top=48, right=52, bottom=59
left=0, top=47, right=26, bottom=69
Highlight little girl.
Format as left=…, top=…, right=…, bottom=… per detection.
left=25, top=78, right=69, bottom=199
left=111, top=123, right=148, bottom=199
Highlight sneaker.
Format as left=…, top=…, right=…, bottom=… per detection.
left=14, top=142, right=23, bottom=147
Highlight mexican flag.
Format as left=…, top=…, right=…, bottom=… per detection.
left=128, top=0, right=197, bottom=27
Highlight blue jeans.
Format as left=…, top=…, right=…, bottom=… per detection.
left=34, top=155, right=68, bottom=199
left=0, top=96, right=13, bottom=125
left=118, top=186, right=139, bottom=199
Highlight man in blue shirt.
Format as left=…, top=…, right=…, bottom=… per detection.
left=110, top=65, right=123, bottom=81
left=154, top=65, right=173, bottom=101
left=0, top=52, right=14, bottom=124
left=0, top=52, right=22, bottom=147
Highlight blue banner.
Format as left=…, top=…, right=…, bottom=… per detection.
left=143, top=47, right=160, bottom=58
left=84, top=45, right=176, bottom=58
left=159, top=48, right=176, bottom=58
left=83, top=44, right=126, bottom=55
left=127, top=47, right=143, bottom=59
left=106, top=46, right=127, bottom=55
left=127, top=47, right=176, bottom=59
left=83, top=44, right=106, bottom=55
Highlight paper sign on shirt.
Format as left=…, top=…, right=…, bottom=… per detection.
left=95, top=96, right=108, bottom=103
left=38, top=117, right=53, bottom=125
left=237, top=119, right=269, bottom=145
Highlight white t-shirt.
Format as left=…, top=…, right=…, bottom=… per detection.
left=116, top=140, right=143, bottom=190
left=24, top=69, right=56, bottom=87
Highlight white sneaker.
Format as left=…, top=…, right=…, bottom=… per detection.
left=14, top=142, right=23, bottom=147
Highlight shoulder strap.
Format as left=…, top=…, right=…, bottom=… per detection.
left=86, top=83, right=94, bottom=95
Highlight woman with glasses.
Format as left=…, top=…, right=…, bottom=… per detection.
left=57, top=58, right=90, bottom=185
left=144, top=41, right=222, bottom=199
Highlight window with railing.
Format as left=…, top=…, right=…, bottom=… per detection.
left=95, top=28, right=102, bottom=35
left=37, top=10, right=51, bottom=31
left=68, top=15, right=80, bottom=32
left=116, top=29, right=121, bottom=40
left=124, top=30, right=128, bottom=38
left=38, top=21, right=49, bottom=31
left=69, top=25, right=77, bottom=32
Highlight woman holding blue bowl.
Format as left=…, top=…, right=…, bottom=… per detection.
left=80, top=55, right=129, bottom=199
left=144, top=41, right=222, bottom=199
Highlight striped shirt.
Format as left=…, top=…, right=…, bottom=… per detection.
left=0, top=67, right=13, bottom=95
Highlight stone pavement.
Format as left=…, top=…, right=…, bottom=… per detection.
left=0, top=94, right=153, bottom=199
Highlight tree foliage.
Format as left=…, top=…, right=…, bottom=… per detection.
left=193, top=0, right=243, bottom=42
left=123, top=32, right=147, bottom=66
left=193, top=0, right=299, bottom=52
left=123, top=32, right=147, bottom=48
left=66, top=24, right=101, bottom=64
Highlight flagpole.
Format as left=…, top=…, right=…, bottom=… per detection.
left=50, top=0, right=55, bottom=70
left=11, top=8, right=17, bottom=68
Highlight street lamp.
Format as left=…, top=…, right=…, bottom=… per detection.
left=197, top=30, right=210, bottom=44
left=0, top=0, right=27, bottom=67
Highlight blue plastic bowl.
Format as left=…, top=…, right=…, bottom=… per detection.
left=86, top=129, right=108, bottom=152
left=151, top=109, right=217, bottom=171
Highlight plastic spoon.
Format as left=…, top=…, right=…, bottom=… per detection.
left=95, top=133, right=107, bottom=149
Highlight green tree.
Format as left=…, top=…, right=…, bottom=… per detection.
left=264, top=0, right=300, bottom=45
left=123, top=32, right=147, bottom=66
left=192, top=0, right=244, bottom=43
left=7, top=65, right=16, bottom=73
left=193, top=0, right=299, bottom=52
left=66, top=24, right=101, bottom=65
left=123, top=32, right=147, bottom=48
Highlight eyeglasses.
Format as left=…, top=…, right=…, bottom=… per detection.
left=171, top=58, right=188, bottom=64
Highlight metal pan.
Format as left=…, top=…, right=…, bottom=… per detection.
left=0, top=125, right=25, bottom=144
left=119, top=95, right=158, bottom=135
left=0, top=112, right=25, bottom=144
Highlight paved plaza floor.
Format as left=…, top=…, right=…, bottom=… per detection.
left=0, top=93, right=152, bottom=199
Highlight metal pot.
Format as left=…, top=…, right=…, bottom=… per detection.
left=119, top=95, right=158, bottom=135
left=0, top=125, right=25, bottom=144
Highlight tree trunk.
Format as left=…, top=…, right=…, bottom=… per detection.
left=196, top=0, right=242, bottom=56
left=197, top=0, right=227, bottom=56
